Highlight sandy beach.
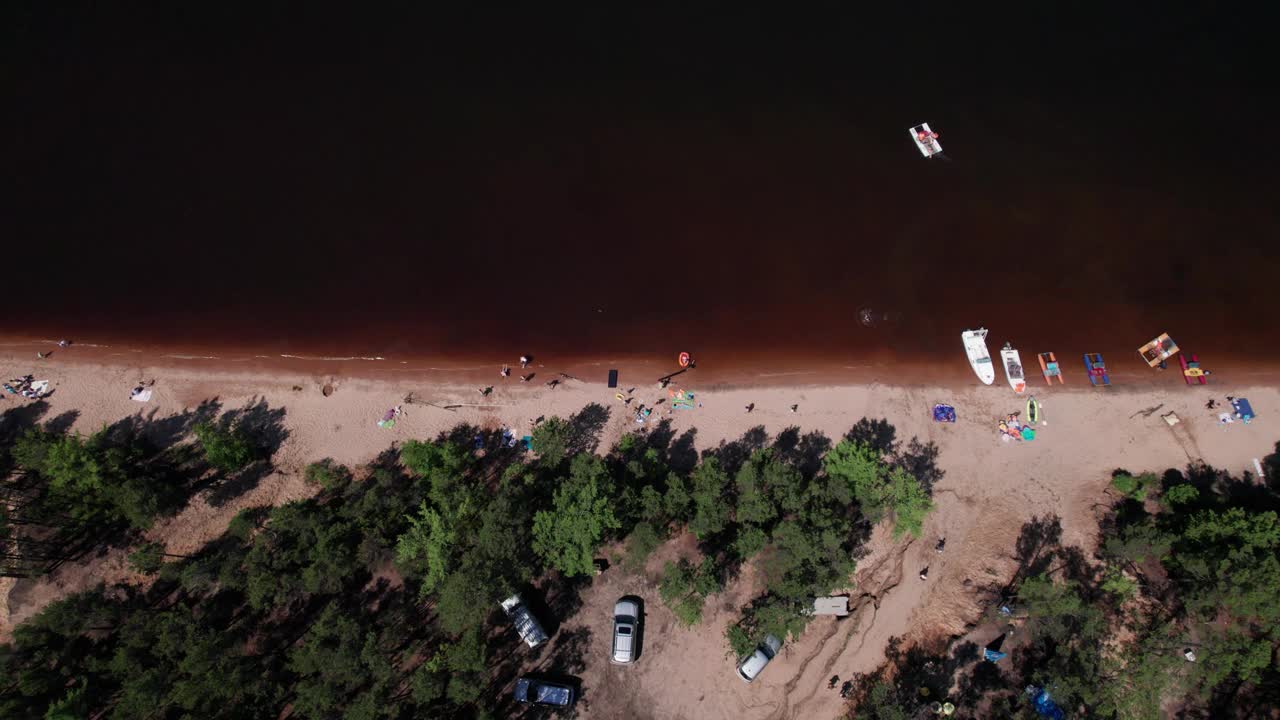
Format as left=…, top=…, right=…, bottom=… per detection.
left=1, top=346, right=1275, bottom=719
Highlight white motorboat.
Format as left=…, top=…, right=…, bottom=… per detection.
left=1001, top=342, right=1027, bottom=394
left=962, top=328, right=996, bottom=385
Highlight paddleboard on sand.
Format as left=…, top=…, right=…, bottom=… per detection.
left=1001, top=343, right=1027, bottom=394
left=962, top=329, right=996, bottom=385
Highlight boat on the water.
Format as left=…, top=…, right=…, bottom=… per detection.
left=909, top=123, right=942, bottom=158
left=962, top=329, right=996, bottom=385
left=1000, top=342, right=1027, bottom=394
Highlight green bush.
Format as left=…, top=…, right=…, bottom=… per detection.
left=227, top=506, right=269, bottom=542
left=623, top=522, right=662, bottom=573
left=824, top=440, right=933, bottom=539
left=1111, top=472, right=1158, bottom=501
left=192, top=422, right=254, bottom=473
left=659, top=558, right=722, bottom=626
left=126, top=542, right=166, bottom=574
left=530, top=417, right=572, bottom=466
left=304, top=459, right=352, bottom=491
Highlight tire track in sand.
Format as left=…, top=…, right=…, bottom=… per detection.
left=773, top=546, right=908, bottom=720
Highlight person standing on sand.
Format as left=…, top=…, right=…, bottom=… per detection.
left=790, top=404, right=798, bottom=413
left=520, top=373, right=534, bottom=382
left=520, top=355, right=531, bottom=369
left=501, top=366, right=510, bottom=378
left=479, top=386, right=493, bottom=396
left=745, top=403, right=755, bottom=413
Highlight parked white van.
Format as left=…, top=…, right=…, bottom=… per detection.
left=500, top=594, right=549, bottom=649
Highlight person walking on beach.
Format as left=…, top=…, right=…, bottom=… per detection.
left=479, top=386, right=493, bottom=396
left=501, top=366, right=510, bottom=378
left=919, top=566, right=929, bottom=581
left=520, top=355, right=531, bottom=369
left=790, top=404, right=798, bottom=413
left=745, top=403, right=755, bottom=413
left=546, top=379, right=560, bottom=389
left=520, top=373, right=534, bottom=382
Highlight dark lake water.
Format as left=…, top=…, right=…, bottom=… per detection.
left=7, top=8, right=1278, bottom=366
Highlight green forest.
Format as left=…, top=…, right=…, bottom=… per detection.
left=853, top=458, right=1280, bottom=719
left=0, top=397, right=1277, bottom=719
left=0, top=401, right=935, bottom=719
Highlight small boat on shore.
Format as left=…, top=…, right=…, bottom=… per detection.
left=1083, top=352, right=1110, bottom=386
left=1180, top=353, right=1208, bottom=385
left=1037, top=352, right=1064, bottom=385
left=962, top=329, right=995, bottom=385
left=1000, top=343, right=1027, bottom=394
left=1026, top=396, right=1042, bottom=425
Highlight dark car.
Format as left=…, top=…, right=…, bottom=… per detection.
left=513, top=677, right=576, bottom=708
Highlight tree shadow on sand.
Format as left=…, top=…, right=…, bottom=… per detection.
left=201, top=398, right=290, bottom=508
left=772, top=426, right=832, bottom=480
left=0, top=399, right=53, bottom=447
left=631, top=417, right=700, bottom=475
left=845, top=417, right=898, bottom=455
left=102, top=398, right=223, bottom=454
left=1007, top=514, right=1063, bottom=591
left=701, top=425, right=768, bottom=476
left=568, top=403, right=610, bottom=456
left=896, top=437, right=945, bottom=496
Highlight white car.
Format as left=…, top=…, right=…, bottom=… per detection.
left=611, top=598, right=640, bottom=664
left=501, top=594, right=549, bottom=649
left=736, top=634, right=782, bottom=683
left=909, top=122, right=942, bottom=158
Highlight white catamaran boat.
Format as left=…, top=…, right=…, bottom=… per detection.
left=962, top=328, right=996, bottom=385
left=1001, top=342, right=1027, bottom=394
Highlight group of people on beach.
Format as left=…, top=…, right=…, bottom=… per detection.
left=3, top=375, right=48, bottom=400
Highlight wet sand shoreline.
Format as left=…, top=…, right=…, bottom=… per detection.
left=4, top=331, right=1279, bottom=395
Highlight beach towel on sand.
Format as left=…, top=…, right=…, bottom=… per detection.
left=131, top=389, right=152, bottom=402
left=932, top=404, right=956, bottom=423
left=1231, top=397, right=1255, bottom=422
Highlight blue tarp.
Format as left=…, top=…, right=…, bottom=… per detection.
left=983, top=648, right=1006, bottom=662
left=1032, top=688, right=1066, bottom=720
